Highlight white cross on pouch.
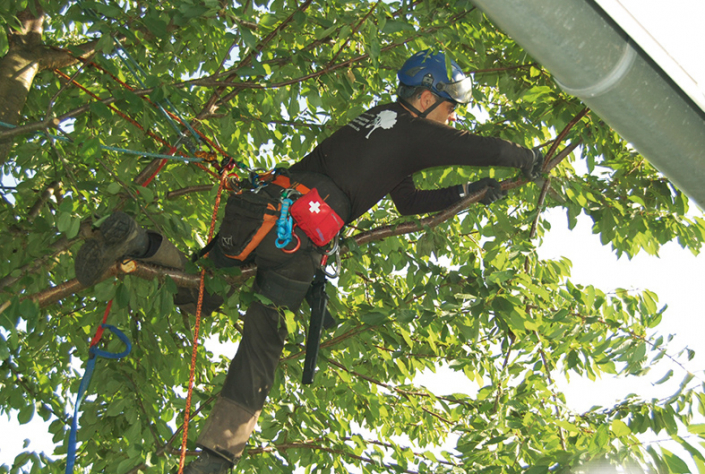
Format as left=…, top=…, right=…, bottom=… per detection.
left=309, top=201, right=321, bottom=214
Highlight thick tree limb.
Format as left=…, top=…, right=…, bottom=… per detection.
left=17, top=106, right=591, bottom=310
left=0, top=117, right=61, bottom=140
left=0, top=3, right=98, bottom=161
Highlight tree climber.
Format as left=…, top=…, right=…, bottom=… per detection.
left=74, top=49, right=544, bottom=473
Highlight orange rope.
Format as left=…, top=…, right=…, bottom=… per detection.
left=68, top=55, right=235, bottom=163
left=53, top=69, right=220, bottom=181
left=178, top=171, right=231, bottom=473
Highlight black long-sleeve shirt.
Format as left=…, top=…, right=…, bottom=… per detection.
left=289, top=102, right=533, bottom=222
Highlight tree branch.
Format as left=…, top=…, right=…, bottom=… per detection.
left=26, top=180, right=60, bottom=221
left=166, top=185, right=214, bottom=200
left=197, top=0, right=315, bottom=118
left=247, top=440, right=422, bottom=473
left=0, top=117, right=61, bottom=140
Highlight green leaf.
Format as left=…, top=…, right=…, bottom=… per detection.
left=315, top=25, right=337, bottom=41
left=81, top=137, right=102, bottom=159
left=96, top=34, right=115, bottom=54
left=67, top=216, right=81, bottom=239
left=107, top=182, right=122, bottom=194
left=611, top=419, right=631, bottom=437
left=116, top=283, right=130, bottom=308
left=381, top=20, right=413, bottom=34
left=361, top=311, right=389, bottom=326
left=662, top=448, right=691, bottom=473
left=90, top=101, right=113, bottom=120
left=283, top=310, right=297, bottom=335
left=240, top=27, right=258, bottom=50
left=523, top=86, right=552, bottom=102
left=654, top=369, right=674, bottom=385
left=0, top=333, right=9, bottom=360
left=688, top=424, right=705, bottom=437
left=143, top=14, right=168, bottom=38
left=18, top=403, right=35, bottom=424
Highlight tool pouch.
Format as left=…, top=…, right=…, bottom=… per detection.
left=219, top=191, right=280, bottom=261
left=290, top=188, right=344, bottom=247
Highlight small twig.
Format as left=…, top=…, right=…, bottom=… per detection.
left=166, top=185, right=214, bottom=200
left=325, top=1, right=382, bottom=68
left=26, top=180, right=61, bottom=222
left=95, top=156, right=163, bottom=234
left=46, top=57, right=92, bottom=121
left=533, top=330, right=567, bottom=450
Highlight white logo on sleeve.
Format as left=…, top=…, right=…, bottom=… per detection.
left=365, top=110, right=398, bottom=139
left=309, top=201, right=321, bottom=214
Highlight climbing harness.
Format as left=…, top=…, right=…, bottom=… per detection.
left=66, top=301, right=131, bottom=474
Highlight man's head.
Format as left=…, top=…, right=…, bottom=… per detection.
left=397, top=50, right=473, bottom=124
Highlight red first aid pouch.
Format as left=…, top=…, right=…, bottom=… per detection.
left=290, top=188, right=344, bottom=246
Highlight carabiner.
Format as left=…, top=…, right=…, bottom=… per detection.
left=275, top=197, right=293, bottom=248
left=325, top=233, right=340, bottom=256
left=282, top=229, right=301, bottom=254
left=322, top=248, right=341, bottom=279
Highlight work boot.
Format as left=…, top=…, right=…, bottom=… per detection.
left=75, top=211, right=151, bottom=286
left=182, top=449, right=233, bottom=474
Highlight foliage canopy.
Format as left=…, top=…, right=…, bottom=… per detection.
left=1, top=0, right=704, bottom=473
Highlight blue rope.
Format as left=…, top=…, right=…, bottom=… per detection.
left=275, top=197, right=294, bottom=248
left=0, top=121, right=203, bottom=162
left=65, top=324, right=131, bottom=474
left=112, top=38, right=201, bottom=152
left=76, top=1, right=188, bottom=143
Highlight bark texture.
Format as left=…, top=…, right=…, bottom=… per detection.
left=0, top=3, right=96, bottom=164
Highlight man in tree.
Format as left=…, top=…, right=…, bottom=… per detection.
left=74, top=49, right=543, bottom=473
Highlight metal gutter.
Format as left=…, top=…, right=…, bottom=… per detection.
left=471, top=0, right=705, bottom=209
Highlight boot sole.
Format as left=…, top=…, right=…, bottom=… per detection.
left=74, top=212, right=142, bottom=286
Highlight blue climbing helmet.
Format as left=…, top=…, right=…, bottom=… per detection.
left=397, top=50, right=473, bottom=104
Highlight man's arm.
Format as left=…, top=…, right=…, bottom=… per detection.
left=389, top=176, right=464, bottom=215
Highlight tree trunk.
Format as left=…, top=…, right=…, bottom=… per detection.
left=0, top=4, right=96, bottom=165
left=0, top=4, right=46, bottom=164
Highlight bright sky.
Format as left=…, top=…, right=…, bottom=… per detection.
left=2, top=0, right=705, bottom=471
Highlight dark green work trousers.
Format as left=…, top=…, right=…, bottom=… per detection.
left=192, top=172, right=348, bottom=463
left=213, top=224, right=319, bottom=409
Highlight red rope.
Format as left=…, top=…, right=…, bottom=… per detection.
left=53, top=69, right=221, bottom=182
left=178, top=171, right=230, bottom=473
left=66, top=55, right=235, bottom=163
left=88, top=299, right=113, bottom=348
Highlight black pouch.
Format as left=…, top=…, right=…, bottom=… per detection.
left=218, top=191, right=280, bottom=261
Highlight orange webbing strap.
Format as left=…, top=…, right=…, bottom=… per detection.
left=271, top=175, right=311, bottom=195
left=222, top=202, right=280, bottom=261
left=178, top=171, right=230, bottom=474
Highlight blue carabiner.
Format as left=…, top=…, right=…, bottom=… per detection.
left=275, top=198, right=294, bottom=248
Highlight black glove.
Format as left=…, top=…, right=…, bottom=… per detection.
left=461, top=177, right=507, bottom=205
left=522, top=147, right=544, bottom=181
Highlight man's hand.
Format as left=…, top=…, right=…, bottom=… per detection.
left=522, top=147, right=544, bottom=181
left=462, top=177, right=507, bottom=205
